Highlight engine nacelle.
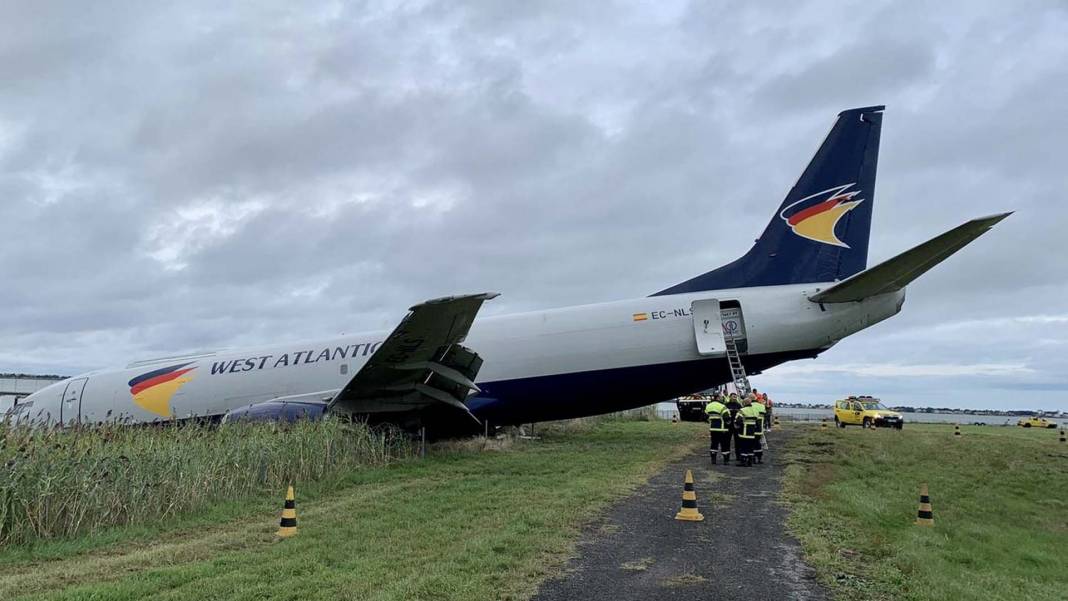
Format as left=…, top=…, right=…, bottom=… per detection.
left=221, top=400, right=328, bottom=424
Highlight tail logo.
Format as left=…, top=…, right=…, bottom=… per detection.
left=779, top=183, right=864, bottom=248
left=128, top=362, right=196, bottom=417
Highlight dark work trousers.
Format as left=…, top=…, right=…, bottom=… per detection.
left=737, top=436, right=754, bottom=463
left=709, top=430, right=731, bottom=457
left=730, top=426, right=742, bottom=461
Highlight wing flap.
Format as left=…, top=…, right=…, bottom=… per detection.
left=394, top=360, right=481, bottom=393
left=328, top=293, right=497, bottom=420
left=809, top=212, right=1010, bottom=303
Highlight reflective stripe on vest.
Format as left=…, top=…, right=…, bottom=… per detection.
left=705, top=402, right=729, bottom=432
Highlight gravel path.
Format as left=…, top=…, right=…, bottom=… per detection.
left=532, top=428, right=827, bottom=601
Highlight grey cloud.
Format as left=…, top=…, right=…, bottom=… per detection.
left=1, top=0, right=1065, bottom=411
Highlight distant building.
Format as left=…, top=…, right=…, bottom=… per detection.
left=0, top=374, right=66, bottom=413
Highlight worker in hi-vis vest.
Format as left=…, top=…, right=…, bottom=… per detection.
left=750, top=395, right=766, bottom=464
left=751, top=393, right=767, bottom=436
left=725, top=392, right=743, bottom=462
left=735, top=399, right=758, bottom=466
left=704, top=393, right=731, bottom=464
left=761, top=392, right=773, bottom=429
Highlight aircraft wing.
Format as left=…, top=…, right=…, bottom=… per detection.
left=327, top=293, right=498, bottom=421
left=808, top=212, right=1011, bottom=303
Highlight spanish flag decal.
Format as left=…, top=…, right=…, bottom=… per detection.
left=128, top=362, right=196, bottom=417
left=633, top=313, right=648, bottom=322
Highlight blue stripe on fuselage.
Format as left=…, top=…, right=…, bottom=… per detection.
left=468, top=349, right=821, bottom=424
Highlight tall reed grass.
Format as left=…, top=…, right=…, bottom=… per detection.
left=0, top=419, right=411, bottom=546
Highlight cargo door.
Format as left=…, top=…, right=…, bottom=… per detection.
left=691, top=299, right=726, bottom=355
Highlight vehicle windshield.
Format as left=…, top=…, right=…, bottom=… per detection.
left=861, top=401, right=886, bottom=410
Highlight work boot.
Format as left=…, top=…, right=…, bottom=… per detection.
left=709, top=451, right=717, bottom=465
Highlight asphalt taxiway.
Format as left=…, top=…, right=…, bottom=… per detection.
left=532, top=428, right=827, bottom=601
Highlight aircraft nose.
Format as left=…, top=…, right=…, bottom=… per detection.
left=7, top=381, right=64, bottom=426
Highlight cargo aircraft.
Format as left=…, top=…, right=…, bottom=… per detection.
left=12, top=106, right=1009, bottom=432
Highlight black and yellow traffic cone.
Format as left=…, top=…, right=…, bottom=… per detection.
left=277, top=485, right=298, bottom=537
left=953, top=424, right=961, bottom=438
left=674, top=470, right=705, bottom=522
left=1059, top=430, right=1065, bottom=444
left=914, top=483, right=934, bottom=527
left=820, top=418, right=828, bottom=429
left=672, top=413, right=679, bottom=424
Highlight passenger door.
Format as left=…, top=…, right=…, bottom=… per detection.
left=719, top=303, right=748, bottom=354
left=691, top=299, right=726, bottom=355
left=59, top=378, right=88, bottom=425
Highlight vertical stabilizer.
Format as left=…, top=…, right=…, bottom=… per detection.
left=655, top=106, right=884, bottom=296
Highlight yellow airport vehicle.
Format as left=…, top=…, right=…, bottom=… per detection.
left=833, top=396, right=904, bottom=429
left=1017, top=416, right=1057, bottom=429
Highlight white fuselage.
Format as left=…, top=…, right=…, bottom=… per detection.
left=15, top=283, right=905, bottom=426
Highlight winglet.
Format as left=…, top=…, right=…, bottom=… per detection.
left=809, top=212, right=1011, bottom=303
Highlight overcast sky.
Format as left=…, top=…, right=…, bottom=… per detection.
left=2, top=1, right=1066, bottom=411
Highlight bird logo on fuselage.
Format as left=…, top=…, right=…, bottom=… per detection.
left=779, top=183, right=864, bottom=248
left=128, top=362, right=196, bottom=417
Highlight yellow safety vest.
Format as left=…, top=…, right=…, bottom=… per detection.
left=704, top=401, right=729, bottom=432
left=751, top=401, right=765, bottom=435
left=737, top=407, right=758, bottom=439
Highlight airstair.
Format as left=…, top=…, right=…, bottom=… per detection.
left=724, top=336, right=752, bottom=398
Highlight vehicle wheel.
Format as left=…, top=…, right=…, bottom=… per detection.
left=835, top=417, right=844, bottom=428
left=863, top=418, right=872, bottom=429
left=1049, top=424, right=1057, bottom=429
left=1023, top=423, right=1031, bottom=428
left=894, top=423, right=903, bottom=430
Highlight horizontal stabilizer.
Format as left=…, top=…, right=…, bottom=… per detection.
left=808, top=212, right=1011, bottom=303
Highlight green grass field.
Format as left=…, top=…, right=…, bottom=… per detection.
left=782, top=422, right=1068, bottom=601
left=0, top=419, right=704, bottom=600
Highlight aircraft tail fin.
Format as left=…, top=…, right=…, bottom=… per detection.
left=654, top=105, right=884, bottom=296
left=808, top=212, right=1011, bottom=303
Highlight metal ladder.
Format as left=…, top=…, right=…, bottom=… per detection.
left=724, top=336, right=753, bottom=398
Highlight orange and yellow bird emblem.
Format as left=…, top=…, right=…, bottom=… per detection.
left=779, top=183, right=864, bottom=248
left=128, top=362, right=196, bottom=417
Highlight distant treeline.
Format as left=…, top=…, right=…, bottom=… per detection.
left=0, top=373, right=67, bottom=380
left=889, top=407, right=1049, bottom=416
left=775, top=402, right=1058, bottom=416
